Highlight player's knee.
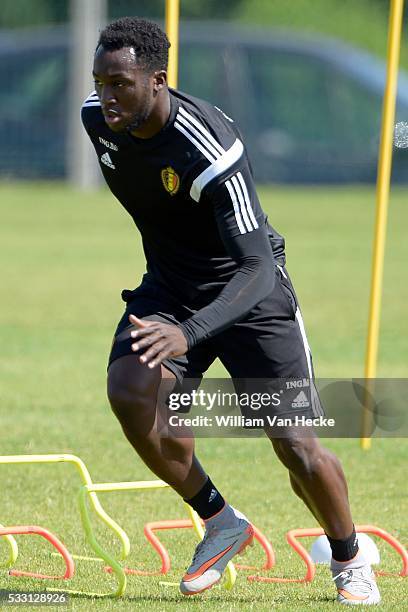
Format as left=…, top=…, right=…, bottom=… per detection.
left=108, top=382, right=150, bottom=420
left=107, top=360, right=157, bottom=423
left=272, top=437, right=325, bottom=479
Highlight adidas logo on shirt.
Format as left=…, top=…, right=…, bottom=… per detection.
left=291, top=391, right=310, bottom=409
left=100, top=152, right=115, bottom=169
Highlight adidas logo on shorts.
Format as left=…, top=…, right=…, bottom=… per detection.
left=291, top=391, right=310, bottom=409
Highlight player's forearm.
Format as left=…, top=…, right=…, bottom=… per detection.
left=178, top=257, right=275, bottom=349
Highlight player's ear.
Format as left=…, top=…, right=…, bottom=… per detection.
left=153, top=70, right=167, bottom=92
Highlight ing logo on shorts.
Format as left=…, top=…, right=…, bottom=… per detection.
left=161, top=166, right=180, bottom=196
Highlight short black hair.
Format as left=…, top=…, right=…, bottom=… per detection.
left=97, top=17, right=170, bottom=72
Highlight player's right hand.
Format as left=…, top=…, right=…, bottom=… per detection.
left=129, top=315, right=188, bottom=368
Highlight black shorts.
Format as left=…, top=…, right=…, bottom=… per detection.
left=108, top=265, right=323, bottom=420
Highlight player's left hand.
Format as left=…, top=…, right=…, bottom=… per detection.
left=129, top=314, right=188, bottom=368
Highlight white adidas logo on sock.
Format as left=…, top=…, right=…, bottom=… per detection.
left=208, top=489, right=217, bottom=502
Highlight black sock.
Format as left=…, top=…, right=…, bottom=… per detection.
left=184, top=477, right=225, bottom=520
left=327, top=525, right=359, bottom=562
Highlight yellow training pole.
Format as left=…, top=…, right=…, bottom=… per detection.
left=361, top=0, right=405, bottom=449
left=165, top=0, right=180, bottom=88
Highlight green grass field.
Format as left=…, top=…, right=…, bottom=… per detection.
left=0, top=183, right=407, bottom=610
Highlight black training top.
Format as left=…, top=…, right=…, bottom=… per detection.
left=81, top=88, right=286, bottom=349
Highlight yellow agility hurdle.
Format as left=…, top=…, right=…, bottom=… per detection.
left=0, top=455, right=236, bottom=597
left=0, top=522, right=19, bottom=569
left=0, top=454, right=130, bottom=564
left=76, top=480, right=237, bottom=597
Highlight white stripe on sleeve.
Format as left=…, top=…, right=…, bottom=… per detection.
left=225, top=180, right=246, bottom=234
left=176, top=114, right=222, bottom=160
left=231, top=174, right=255, bottom=232
left=179, top=107, right=225, bottom=156
left=174, top=121, right=217, bottom=162
left=190, top=139, right=244, bottom=202
left=236, top=171, right=259, bottom=230
left=82, top=90, right=98, bottom=104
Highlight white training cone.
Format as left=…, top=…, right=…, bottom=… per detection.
left=310, top=533, right=380, bottom=565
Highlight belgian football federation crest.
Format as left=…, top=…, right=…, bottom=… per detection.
left=161, top=166, right=180, bottom=196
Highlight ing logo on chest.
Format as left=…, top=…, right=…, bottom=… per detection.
left=161, top=166, right=180, bottom=196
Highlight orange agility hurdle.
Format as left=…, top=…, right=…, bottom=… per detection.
left=1, top=526, right=74, bottom=580
left=137, top=519, right=275, bottom=574
left=103, top=517, right=172, bottom=576
left=248, top=524, right=408, bottom=584
left=234, top=524, right=275, bottom=571
left=104, top=519, right=275, bottom=577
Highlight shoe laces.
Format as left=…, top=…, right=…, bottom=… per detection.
left=332, top=568, right=374, bottom=595
left=191, top=527, right=218, bottom=564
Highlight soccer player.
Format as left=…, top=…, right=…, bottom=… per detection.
left=81, top=17, right=380, bottom=604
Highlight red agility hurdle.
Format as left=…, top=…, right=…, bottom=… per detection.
left=105, top=519, right=275, bottom=576
left=248, top=524, right=408, bottom=584
left=104, top=518, right=275, bottom=576
left=1, top=526, right=74, bottom=580
left=143, top=519, right=274, bottom=574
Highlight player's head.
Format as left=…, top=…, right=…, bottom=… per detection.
left=93, top=17, right=170, bottom=133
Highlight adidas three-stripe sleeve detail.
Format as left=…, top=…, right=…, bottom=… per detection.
left=190, top=138, right=244, bottom=202
left=82, top=90, right=100, bottom=108
left=225, top=180, right=246, bottom=235
left=174, top=108, right=259, bottom=235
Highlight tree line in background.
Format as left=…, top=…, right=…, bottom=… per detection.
left=1, top=0, right=407, bottom=67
